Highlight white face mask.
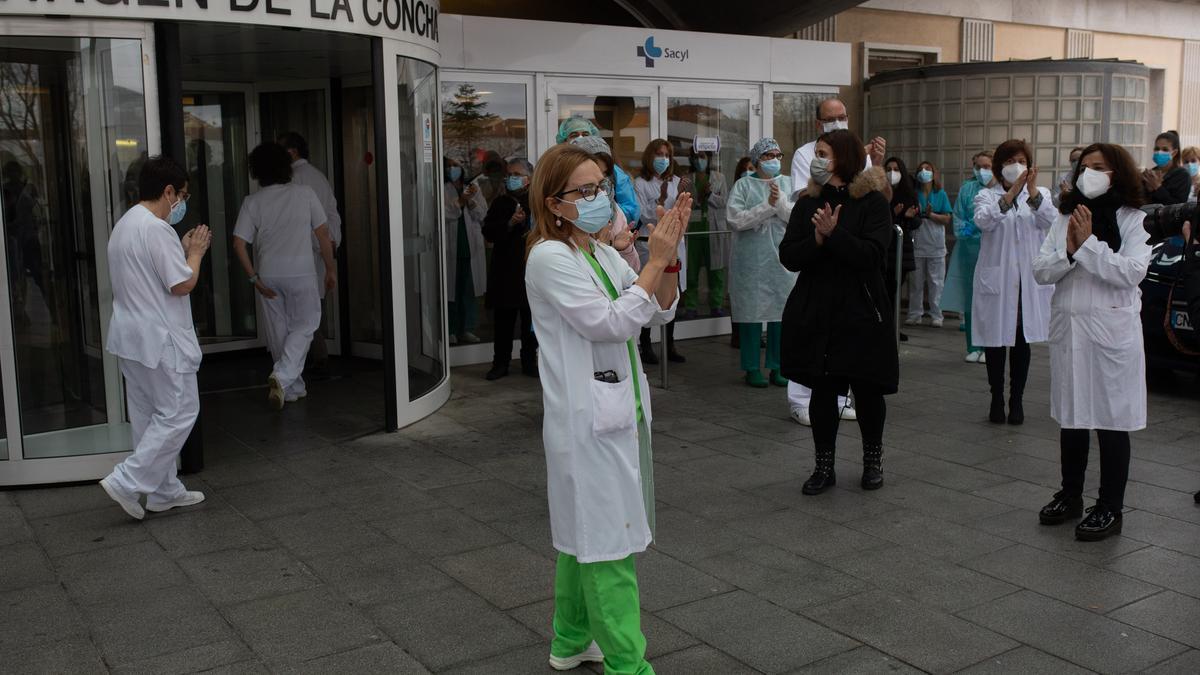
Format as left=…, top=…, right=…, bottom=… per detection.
left=887, top=170, right=901, bottom=186
left=1001, top=162, right=1027, bottom=186
left=1075, top=167, right=1112, bottom=200
left=821, top=119, right=849, bottom=133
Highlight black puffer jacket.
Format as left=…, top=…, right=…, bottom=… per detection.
left=481, top=191, right=531, bottom=310
left=779, top=167, right=899, bottom=393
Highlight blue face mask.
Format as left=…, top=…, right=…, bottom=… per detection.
left=448, top=166, right=463, bottom=182
left=652, top=157, right=670, bottom=175
left=975, top=168, right=993, bottom=185
left=759, top=159, right=781, bottom=177
left=917, top=169, right=934, bottom=184
left=694, top=158, right=708, bottom=172
left=505, top=175, right=527, bottom=192
left=1188, top=162, right=1200, bottom=177
left=168, top=195, right=187, bottom=225
left=1153, top=151, right=1172, bottom=168
left=742, top=171, right=754, bottom=179
left=559, top=190, right=612, bottom=234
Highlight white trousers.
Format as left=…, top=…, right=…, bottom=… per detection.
left=787, top=381, right=849, bottom=410
left=908, top=255, right=946, bottom=322
left=260, top=275, right=321, bottom=397
left=108, top=346, right=198, bottom=506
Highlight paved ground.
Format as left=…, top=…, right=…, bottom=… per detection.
left=3, top=325, right=1200, bottom=674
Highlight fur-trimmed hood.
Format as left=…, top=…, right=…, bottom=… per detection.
left=806, top=166, right=888, bottom=200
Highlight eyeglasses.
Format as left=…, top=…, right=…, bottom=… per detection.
left=760, top=152, right=784, bottom=160
left=556, top=182, right=605, bottom=202
left=818, top=114, right=849, bottom=123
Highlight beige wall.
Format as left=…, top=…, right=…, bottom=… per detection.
left=993, top=23, right=1065, bottom=61
left=1092, top=32, right=1184, bottom=133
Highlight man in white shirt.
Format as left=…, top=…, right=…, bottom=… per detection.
left=786, top=97, right=888, bottom=425
left=100, top=156, right=212, bottom=520
left=278, top=132, right=341, bottom=368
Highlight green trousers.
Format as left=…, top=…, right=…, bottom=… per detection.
left=551, top=553, right=654, bottom=675
left=739, top=321, right=781, bottom=372
left=681, top=217, right=727, bottom=312
left=964, top=309, right=979, bottom=353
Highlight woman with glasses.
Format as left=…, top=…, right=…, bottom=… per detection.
left=726, top=138, right=797, bottom=388
left=571, top=134, right=641, bottom=272
left=525, top=143, right=688, bottom=673
left=633, top=138, right=687, bottom=365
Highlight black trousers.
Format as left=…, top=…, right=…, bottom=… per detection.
left=639, top=321, right=676, bottom=351
left=492, top=305, right=536, bottom=366
left=810, top=377, right=886, bottom=451
left=1060, top=428, right=1131, bottom=511
left=984, top=309, right=1031, bottom=398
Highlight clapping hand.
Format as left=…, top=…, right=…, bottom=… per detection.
left=182, top=225, right=212, bottom=257
left=509, top=204, right=527, bottom=227
left=868, top=137, right=887, bottom=166
left=768, top=181, right=781, bottom=206
left=647, top=193, right=693, bottom=267
left=1067, top=204, right=1093, bottom=255
left=1025, top=166, right=1039, bottom=192
left=812, top=202, right=841, bottom=244
left=904, top=205, right=918, bottom=219
left=1142, top=169, right=1163, bottom=192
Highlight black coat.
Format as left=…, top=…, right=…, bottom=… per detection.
left=778, top=168, right=899, bottom=393
left=481, top=191, right=531, bottom=310
left=1149, top=166, right=1191, bottom=205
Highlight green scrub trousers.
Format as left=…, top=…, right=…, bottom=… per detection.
left=682, top=210, right=726, bottom=313
left=739, top=321, right=781, bottom=372
left=551, top=552, right=654, bottom=675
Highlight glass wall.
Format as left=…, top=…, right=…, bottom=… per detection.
left=343, top=84, right=383, bottom=347
left=558, top=94, right=651, bottom=175
left=773, top=91, right=828, bottom=162
left=398, top=57, right=444, bottom=400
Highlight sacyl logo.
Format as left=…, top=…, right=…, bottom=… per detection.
left=636, top=36, right=688, bottom=68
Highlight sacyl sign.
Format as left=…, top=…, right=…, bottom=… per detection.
left=636, top=36, right=689, bottom=68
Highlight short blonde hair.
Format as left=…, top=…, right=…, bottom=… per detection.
left=1181, top=146, right=1200, bottom=163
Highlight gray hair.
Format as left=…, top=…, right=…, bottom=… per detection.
left=507, top=157, right=534, bottom=174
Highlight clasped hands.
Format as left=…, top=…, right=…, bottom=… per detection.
left=812, top=202, right=842, bottom=245
left=1066, top=204, right=1093, bottom=255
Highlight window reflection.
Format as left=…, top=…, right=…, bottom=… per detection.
left=558, top=95, right=650, bottom=176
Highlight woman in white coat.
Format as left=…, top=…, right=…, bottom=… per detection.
left=681, top=149, right=730, bottom=319
left=633, top=138, right=687, bottom=364
left=1033, top=143, right=1151, bottom=542
left=525, top=143, right=688, bottom=674
left=972, top=139, right=1056, bottom=425
left=443, top=157, right=487, bottom=344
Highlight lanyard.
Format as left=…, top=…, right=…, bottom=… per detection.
left=579, top=246, right=644, bottom=422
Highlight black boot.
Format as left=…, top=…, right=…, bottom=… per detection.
left=861, top=443, right=883, bottom=490
left=802, top=447, right=836, bottom=495
left=639, top=338, right=659, bottom=365
left=1194, top=489, right=1200, bottom=504
left=1076, top=503, right=1122, bottom=541
left=989, top=393, right=1006, bottom=424
left=521, top=355, right=539, bottom=378
left=1038, top=491, right=1083, bottom=525
left=1007, top=396, right=1024, bottom=425
left=666, top=322, right=685, bottom=363
left=485, top=363, right=509, bottom=381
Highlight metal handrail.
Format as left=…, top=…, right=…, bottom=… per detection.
left=895, top=224, right=904, bottom=346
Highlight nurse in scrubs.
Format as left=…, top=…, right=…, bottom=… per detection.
left=525, top=143, right=689, bottom=674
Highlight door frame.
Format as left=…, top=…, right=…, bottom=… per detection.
left=540, top=77, right=663, bottom=159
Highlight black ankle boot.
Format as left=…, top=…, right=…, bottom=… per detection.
left=861, top=443, right=883, bottom=490
left=802, top=447, right=836, bottom=495
left=639, top=341, right=659, bottom=365
left=1007, top=396, right=1024, bottom=425
left=989, top=393, right=1006, bottom=424
left=1076, top=503, right=1122, bottom=541
left=485, top=363, right=509, bottom=381
left=1038, top=491, right=1083, bottom=525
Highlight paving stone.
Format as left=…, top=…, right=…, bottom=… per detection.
left=144, top=505, right=274, bottom=558
left=954, top=646, right=1094, bottom=674
left=224, top=587, right=383, bottom=664
left=3, top=635, right=107, bottom=674
left=16, top=483, right=114, bottom=518
left=488, top=510, right=558, bottom=560
left=958, top=590, right=1188, bottom=673
left=691, top=544, right=861, bottom=612
left=370, top=448, right=488, bottom=489
left=970, top=507, right=1149, bottom=565
left=655, top=473, right=783, bottom=521
left=56, top=540, right=188, bottom=606
left=867, top=477, right=1013, bottom=524
left=1120, top=481, right=1200, bottom=525
left=843, top=508, right=1008, bottom=562
left=787, top=645, right=925, bottom=674
left=86, top=586, right=239, bottom=667
left=0, top=504, right=33, bottom=546
left=637, top=548, right=735, bottom=612
left=179, top=547, right=321, bottom=606
left=803, top=589, right=1017, bottom=674
left=730, top=508, right=888, bottom=562
left=649, top=509, right=759, bottom=562
left=0, top=540, right=55, bottom=592
left=326, top=477, right=446, bottom=521
left=194, top=458, right=291, bottom=489
left=281, top=446, right=388, bottom=489
left=434, top=542, right=553, bottom=609
left=1121, top=510, right=1200, bottom=558
left=884, top=454, right=1014, bottom=492
left=659, top=590, right=858, bottom=673
left=0, top=583, right=88, bottom=650
left=675, top=453, right=803, bottom=490
left=306, top=544, right=454, bottom=607
left=30, top=507, right=152, bottom=558
left=110, top=640, right=255, bottom=675
left=427, top=479, right=546, bottom=523
left=1105, top=546, right=1200, bottom=599
left=750, top=480, right=896, bottom=524
left=372, top=507, right=509, bottom=558
left=439, top=644, right=553, bottom=675
left=969, top=480, right=1060, bottom=512
left=962, top=543, right=1161, bottom=613
left=370, top=585, right=539, bottom=671
left=645, top=433, right=723, bottom=466
left=1109, top=591, right=1200, bottom=649
left=650, top=645, right=758, bottom=674
left=259, top=508, right=389, bottom=559
left=827, top=545, right=1019, bottom=613
left=222, top=478, right=333, bottom=521
left=286, top=642, right=429, bottom=674
left=1143, top=649, right=1200, bottom=674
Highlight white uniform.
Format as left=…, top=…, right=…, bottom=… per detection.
left=787, top=141, right=867, bottom=411
left=971, top=184, right=1056, bottom=347
left=443, top=180, right=488, bottom=299
left=1033, top=208, right=1151, bottom=430
left=104, top=205, right=202, bottom=507
left=525, top=240, right=676, bottom=563
left=633, top=175, right=688, bottom=291
left=291, top=159, right=341, bottom=298
left=233, top=183, right=326, bottom=398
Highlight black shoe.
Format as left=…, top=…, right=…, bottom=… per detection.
left=485, top=364, right=509, bottom=381
left=522, top=362, right=539, bottom=378
left=989, top=394, right=1006, bottom=424
left=861, top=443, right=883, bottom=490
left=802, top=447, right=836, bottom=495
left=1007, top=397, right=1024, bottom=425
left=899, top=332, right=909, bottom=342
left=1195, top=490, right=1200, bottom=504
left=667, top=349, right=686, bottom=364
left=1075, top=504, right=1122, bottom=541
left=1039, top=492, right=1083, bottom=525
left=640, top=344, right=659, bottom=365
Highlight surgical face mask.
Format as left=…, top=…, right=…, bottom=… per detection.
left=917, top=169, right=934, bottom=184
left=694, top=158, right=708, bottom=172
left=759, top=159, right=782, bottom=177
left=1187, top=161, right=1200, bottom=177
left=821, top=119, right=850, bottom=133
left=1001, top=162, right=1026, bottom=186
left=975, top=168, right=994, bottom=185
left=558, top=190, right=611, bottom=234
left=887, top=170, right=901, bottom=186
left=810, top=156, right=833, bottom=186
left=1075, top=167, right=1112, bottom=199
left=448, top=166, right=463, bottom=182
left=653, top=157, right=670, bottom=175
left=167, top=194, right=187, bottom=225
left=1152, top=150, right=1173, bottom=168
left=505, top=175, right=527, bottom=192
left=741, top=170, right=754, bottom=179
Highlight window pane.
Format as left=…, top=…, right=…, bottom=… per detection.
left=557, top=94, right=650, bottom=175
left=772, top=92, right=825, bottom=156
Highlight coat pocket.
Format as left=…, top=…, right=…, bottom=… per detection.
left=976, top=266, right=1002, bottom=295
left=591, top=378, right=637, bottom=435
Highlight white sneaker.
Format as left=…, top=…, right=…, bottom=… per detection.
left=790, top=407, right=812, bottom=426
left=839, top=403, right=858, bottom=421
left=100, top=476, right=144, bottom=520
left=460, top=332, right=481, bottom=344
left=964, top=351, right=979, bottom=363
left=268, top=374, right=284, bottom=410
left=146, top=491, right=206, bottom=513
left=978, top=352, right=987, bottom=364
left=550, top=642, right=604, bottom=671
left=903, top=317, right=921, bottom=326
left=931, top=319, right=944, bottom=328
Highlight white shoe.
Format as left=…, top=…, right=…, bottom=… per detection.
left=965, top=351, right=979, bottom=363
left=550, top=641, right=604, bottom=671
left=931, top=319, right=944, bottom=328
left=790, top=407, right=812, bottom=426
left=268, top=375, right=284, bottom=410
left=100, top=476, right=144, bottom=520
left=978, top=352, right=987, bottom=364
left=285, top=390, right=307, bottom=403
left=839, top=403, right=858, bottom=421
left=903, top=317, right=921, bottom=326
left=460, top=332, right=481, bottom=344
left=146, top=491, right=205, bottom=513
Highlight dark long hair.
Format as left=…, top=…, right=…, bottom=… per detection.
left=884, top=156, right=917, bottom=208
left=993, top=139, right=1034, bottom=189
left=1058, top=143, right=1145, bottom=214
left=817, top=129, right=866, bottom=185
left=1155, top=131, right=1182, bottom=170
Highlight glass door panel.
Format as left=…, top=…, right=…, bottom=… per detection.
left=181, top=92, right=256, bottom=345
left=557, top=94, right=652, bottom=176
left=397, top=57, right=444, bottom=400
left=342, top=85, right=383, bottom=349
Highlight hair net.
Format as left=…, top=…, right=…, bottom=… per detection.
left=570, top=134, right=612, bottom=157
left=749, top=138, right=782, bottom=165
left=556, top=116, right=601, bottom=144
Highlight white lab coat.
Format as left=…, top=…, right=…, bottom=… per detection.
left=726, top=175, right=797, bottom=323
left=292, top=159, right=341, bottom=298
left=444, top=179, right=488, bottom=298
left=525, top=239, right=676, bottom=563
left=971, top=184, right=1056, bottom=347
left=688, top=171, right=731, bottom=270
left=1033, top=207, right=1151, bottom=431
left=633, top=175, right=687, bottom=292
